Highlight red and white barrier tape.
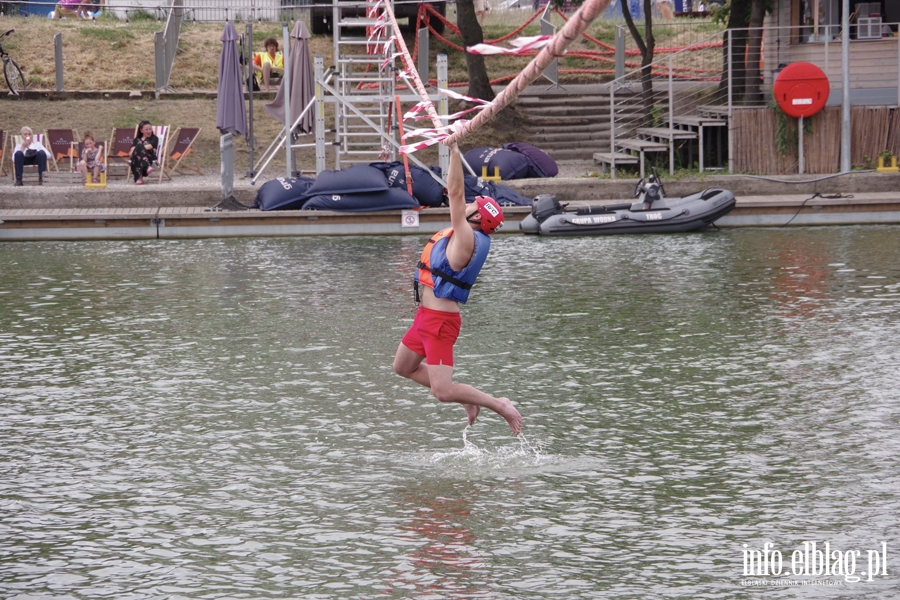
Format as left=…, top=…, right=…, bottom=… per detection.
left=367, top=0, right=614, bottom=152
left=444, top=0, right=614, bottom=144
left=467, top=35, right=554, bottom=56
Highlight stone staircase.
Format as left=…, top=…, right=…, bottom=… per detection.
left=515, top=93, right=645, bottom=161
left=516, top=92, right=731, bottom=176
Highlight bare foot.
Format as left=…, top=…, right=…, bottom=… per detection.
left=463, top=403, right=480, bottom=426
left=496, top=397, right=522, bottom=436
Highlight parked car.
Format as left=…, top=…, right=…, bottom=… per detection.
left=309, top=1, right=447, bottom=35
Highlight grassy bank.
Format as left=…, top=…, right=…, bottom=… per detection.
left=0, top=11, right=719, bottom=175
left=1, top=10, right=721, bottom=92
left=0, top=95, right=517, bottom=174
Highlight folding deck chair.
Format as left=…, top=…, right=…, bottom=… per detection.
left=162, top=127, right=203, bottom=180
left=107, top=127, right=136, bottom=180
left=0, top=131, right=7, bottom=178
left=11, top=134, right=48, bottom=185
left=45, top=129, right=80, bottom=172
left=150, top=125, right=170, bottom=183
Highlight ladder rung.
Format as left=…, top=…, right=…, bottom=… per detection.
left=336, top=58, right=384, bottom=64
left=335, top=96, right=394, bottom=102
left=339, top=122, right=391, bottom=127
left=337, top=76, right=395, bottom=82
left=339, top=121, right=391, bottom=127
left=337, top=39, right=389, bottom=45
left=341, top=113, right=391, bottom=119
left=336, top=131, right=381, bottom=137
left=340, top=137, right=387, bottom=142
left=335, top=88, right=395, bottom=93
left=338, top=127, right=391, bottom=132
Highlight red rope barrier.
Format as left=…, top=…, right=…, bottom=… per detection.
left=410, top=5, right=723, bottom=90
left=379, top=2, right=725, bottom=128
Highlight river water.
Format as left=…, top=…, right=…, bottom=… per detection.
left=1, top=227, right=898, bottom=599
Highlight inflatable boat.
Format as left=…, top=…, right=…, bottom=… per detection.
left=519, top=168, right=736, bottom=236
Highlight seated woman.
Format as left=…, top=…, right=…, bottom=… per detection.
left=77, top=131, right=105, bottom=184
left=252, top=37, right=284, bottom=93
left=54, top=0, right=91, bottom=18
left=129, top=120, right=158, bottom=186
left=13, top=126, right=51, bottom=186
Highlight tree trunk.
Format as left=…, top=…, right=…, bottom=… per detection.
left=719, top=0, right=751, bottom=102
left=745, top=0, right=766, bottom=104
left=641, top=0, right=656, bottom=115
left=456, top=0, right=495, bottom=101
left=621, top=0, right=656, bottom=116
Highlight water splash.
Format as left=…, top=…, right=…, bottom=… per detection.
left=428, top=426, right=549, bottom=469
left=517, top=432, right=543, bottom=457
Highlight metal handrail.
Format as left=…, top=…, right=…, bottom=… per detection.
left=251, top=67, right=335, bottom=185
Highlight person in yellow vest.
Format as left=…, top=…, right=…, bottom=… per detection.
left=252, top=37, right=284, bottom=92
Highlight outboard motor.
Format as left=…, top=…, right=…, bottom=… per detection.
left=532, top=194, right=565, bottom=222
left=520, top=194, right=567, bottom=234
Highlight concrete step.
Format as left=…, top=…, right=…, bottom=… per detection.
left=522, top=118, right=611, bottom=130
left=516, top=95, right=646, bottom=108
left=523, top=119, right=611, bottom=131
left=513, top=92, right=662, bottom=161
left=535, top=143, right=612, bottom=161
left=521, top=110, right=643, bottom=124
left=524, top=130, right=612, bottom=144
left=516, top=106, right=609, bottom=119
left=521, top=116, right=612, bottom=130
left=517, top=94, right=614, bottom=106
left=544, top=147, right=612, bottom=161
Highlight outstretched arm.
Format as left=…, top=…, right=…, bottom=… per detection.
left=445, top=143, right=475, bottom=272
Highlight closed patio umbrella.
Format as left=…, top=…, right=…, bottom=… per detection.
left=264, top=20, right=314, bottom=135
left=216, top=21, right=248, bottom=137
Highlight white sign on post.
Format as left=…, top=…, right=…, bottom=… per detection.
left=401, top=210, right=420, bottom=228
left=220, top=133, right=234, bottom=201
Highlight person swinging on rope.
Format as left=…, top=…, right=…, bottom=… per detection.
left=393, top=143, right=522, bottom=436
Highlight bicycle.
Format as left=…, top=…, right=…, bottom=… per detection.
left=0, top=29, right=26, bottom=96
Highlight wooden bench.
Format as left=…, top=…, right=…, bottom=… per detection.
left=593, top=151, right=639, bottom=177
left=636, top=127, right=699, bottom=174
left=668, top=116, right=729, bottom=173
left=612, top=139, right=669, bottom=179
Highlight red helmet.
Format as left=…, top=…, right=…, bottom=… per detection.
left=472, top=196, right=504, bottom=234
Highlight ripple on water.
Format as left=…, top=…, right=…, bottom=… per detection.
left=1, top=230, right=899, bottom=599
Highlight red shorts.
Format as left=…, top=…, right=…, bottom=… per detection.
left=401, top=306, right=462, bottom=367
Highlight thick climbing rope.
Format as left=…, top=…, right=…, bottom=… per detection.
left=379, top=0, right=444, bottom=131
left=410, top=4, right=723, bottom=84
left=367, top=0, right=720, bottom=150
left=444, top=0, right=615, bottom=144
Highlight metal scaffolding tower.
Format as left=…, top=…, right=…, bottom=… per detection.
left=316, top=1, right=449, bottom=176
